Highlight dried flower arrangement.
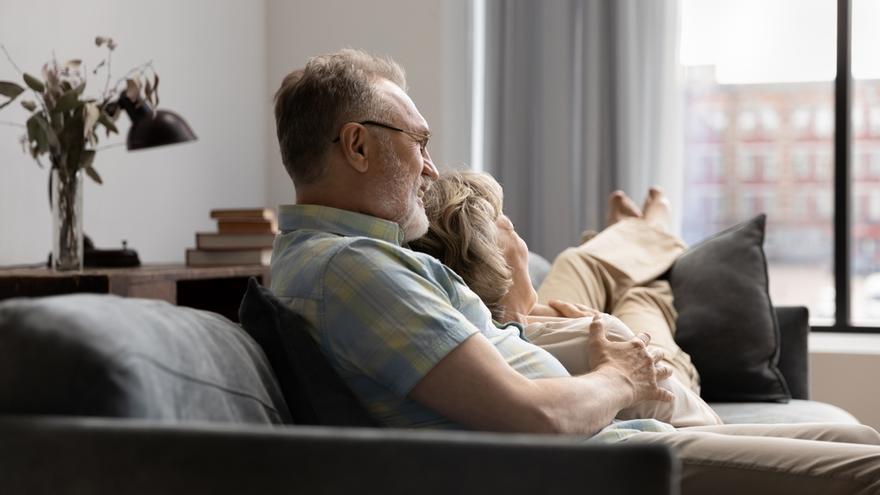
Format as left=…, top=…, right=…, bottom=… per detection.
left=0, top=36, right=160, bottom=185
left=0, top=37, right=163, bottom=270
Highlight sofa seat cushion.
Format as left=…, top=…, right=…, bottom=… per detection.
left=0, top=294, right=290, bottom=424
left=710, top=400, right=860, bottom=425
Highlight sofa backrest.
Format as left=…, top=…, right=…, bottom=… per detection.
left=0, top=294, right=290, bottom=424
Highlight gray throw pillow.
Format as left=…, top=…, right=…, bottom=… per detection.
left=0, top=294, right=290, bottom=423
left=238, top=278, right=379, bottom=427
left=668, top=214, right=791, bottom=402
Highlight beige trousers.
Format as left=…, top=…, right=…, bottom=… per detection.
left=538, top=218, right=880, bottom=494
left=536, top=218, right=698, bottom=391
left=631, top=423, right=880, bottom=495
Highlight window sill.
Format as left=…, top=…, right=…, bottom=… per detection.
left=809, top=332, right=880, bottom=355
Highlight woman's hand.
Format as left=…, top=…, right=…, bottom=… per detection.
left=529, top=303, right=562, bottom=317
left=531, top=299, right=600, bottom=319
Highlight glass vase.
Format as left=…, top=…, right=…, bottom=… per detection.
left=51, top=168, right=84, bottom=271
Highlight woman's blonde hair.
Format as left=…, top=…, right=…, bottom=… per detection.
left=410, top=171, right=513, bottom=320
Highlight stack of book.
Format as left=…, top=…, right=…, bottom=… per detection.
left=185, top=208, right=277, bottom=267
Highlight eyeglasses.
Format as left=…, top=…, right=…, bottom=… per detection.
left=332, top=120, right=431, bottom=156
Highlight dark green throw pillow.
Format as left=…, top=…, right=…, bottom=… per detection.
left=238, top=278, right=379, bottom=427
left=668, top=214, right=791, bottom=403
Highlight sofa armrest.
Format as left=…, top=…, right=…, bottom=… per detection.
left=0, top=416, right=677, bottom=495
left=775, top=306, right=810, bottom=400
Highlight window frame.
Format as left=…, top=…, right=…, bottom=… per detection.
left=817, top=0, right=878, bottom=332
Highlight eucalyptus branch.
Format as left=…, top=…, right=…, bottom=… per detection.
left=0, top=43, right=23, bottom=75
left=92, top=59, right=106, bottom=75
left=108, top=59, right=154, bottom=99
left=102, top=47, right=113, bottom=100
left=31, top=91, right=50, bottom=130
left=4, top=37, right=156, bottom=183
left=3, top=44, right=48, bottom=115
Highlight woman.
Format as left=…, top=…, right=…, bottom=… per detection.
left=410, top=171, right=721, bottom=427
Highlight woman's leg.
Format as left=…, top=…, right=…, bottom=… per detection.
left=539, top=191, right=641, bottom=309
left=538, top=188, right=699, bottom=389
left=681, top=422, right=880, bottom=445
left=537, top=217, right=686, bottom=310
left=536, top=246, right=625, bottom=311
left=611, top=280, right=701, bottom=392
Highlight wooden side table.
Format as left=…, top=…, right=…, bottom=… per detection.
left=0, top=264, right=270, bottom=323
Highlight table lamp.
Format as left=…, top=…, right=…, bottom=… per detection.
left=82, top=94, right=197, bottom=267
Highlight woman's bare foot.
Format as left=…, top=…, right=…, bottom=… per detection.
left=643, top=186, right=671, bottom=232
left=607, top=190, right=642, bottom=226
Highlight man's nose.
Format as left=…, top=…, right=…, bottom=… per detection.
left=422, top=152, right=440, bottom=180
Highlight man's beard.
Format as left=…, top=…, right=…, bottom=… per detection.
left=377, top=142, right=430, bottom=242
left=399, top=183, right=430, bottom=242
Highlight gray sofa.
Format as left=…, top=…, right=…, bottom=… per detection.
left=0, top=267, right=858, bottom=494
left=0, top=294, right=676, bottom=495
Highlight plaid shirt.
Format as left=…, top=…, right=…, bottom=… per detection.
left=270, top=204, right=673, bottom=438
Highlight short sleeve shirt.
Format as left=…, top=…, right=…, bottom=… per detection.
left=270, top=204, right=570, bottom=429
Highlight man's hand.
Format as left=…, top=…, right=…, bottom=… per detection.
left=586, top=316, right=675, bottom=406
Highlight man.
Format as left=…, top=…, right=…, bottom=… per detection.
left=270, top=49, right=880, bottom=494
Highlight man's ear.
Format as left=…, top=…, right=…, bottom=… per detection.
left=338, top=123, right=370, bottom=173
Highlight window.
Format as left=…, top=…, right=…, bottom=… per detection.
left=815, top=107, right=834, bottom=137
left=870, top=150, right=880, bottom=177
left=792, top=107, right=812, bottom=132
left=818, top=190, right=833, bottom=220
left=681, top=0, right=836, bottom=326
left=764, top=152, right=778, bottom=180
left=854, top=106, right=866, bottom=135
left=870, top=107, right=880, bottom=135
left=852, top=0, right=880, bottom=324
left=739, top=110, right=758, bottom=133
left=683, top=0, right=880, bottom=330
left=737, top=152, right=757, bottom=180
left=761, top=108, right=780, bottom=131
left=792, top=150, right=812, bottom=179
left=868, top=191, right=880, bottom=222
left=687, top=145, right=726, bottom=183
left=702, top=149, right=724, bottom=181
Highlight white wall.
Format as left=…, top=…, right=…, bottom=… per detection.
left=809, top=334, right=880, bottom=430
left=0, top=0, right=472, bottom=264
left=264, top=0, right=472, bottom=208
left=0, top=0, right=267, bottom=264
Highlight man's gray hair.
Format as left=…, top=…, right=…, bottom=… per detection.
left=274, top=49, right=407, bottom=185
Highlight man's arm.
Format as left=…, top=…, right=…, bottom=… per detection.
left=409, top=317, right=674, bottom=435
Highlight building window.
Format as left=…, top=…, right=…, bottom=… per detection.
left=815, top=151, right=832, bottom=180
left=815, top=107, right=834, bottom=137
left=870, top=150, right=880, bottom=178
left=792, top=150, right=812, bottom=179
left=869, top=107, right=880, bottom=135
left=792, top=107, right=811, bottom=132
left=761, top=108, right=780, bottom=132
left=869, top=191, right=880, bottom=223
left=738, top=110, right=757, bottom=134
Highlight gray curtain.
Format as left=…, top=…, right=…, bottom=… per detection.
left=482, top=0, right=682, bottom=260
